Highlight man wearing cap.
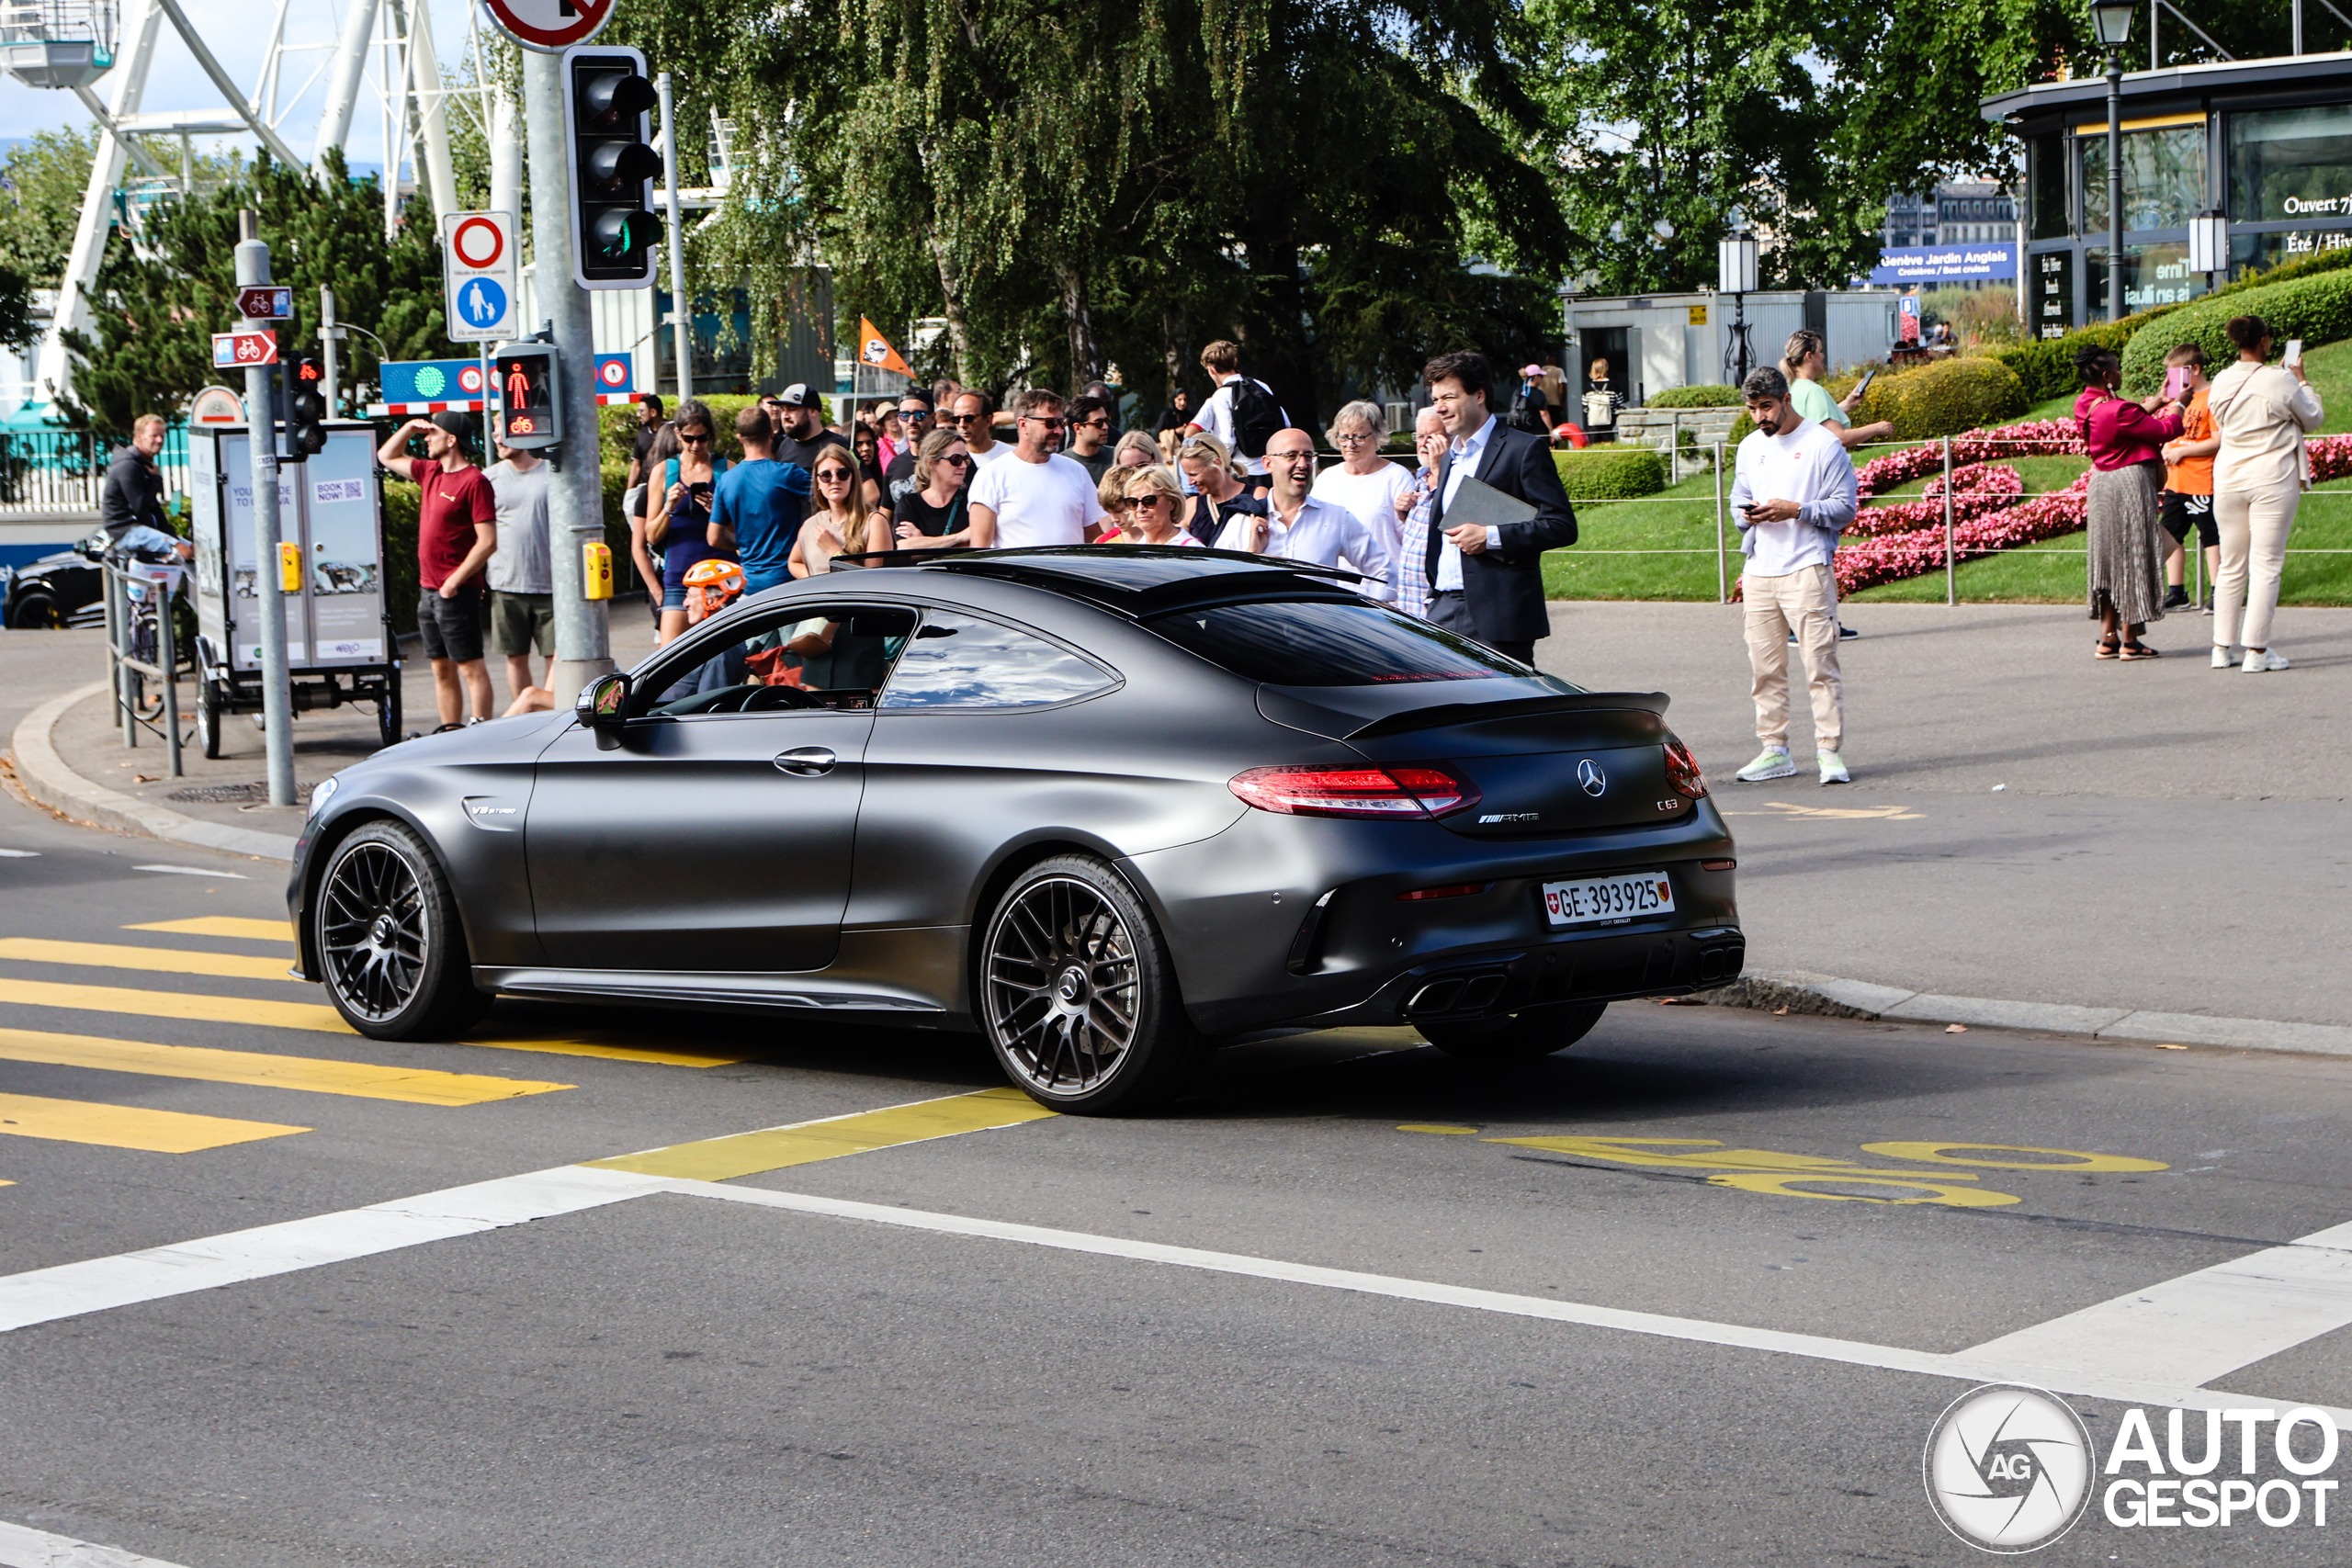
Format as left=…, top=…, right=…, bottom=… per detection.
left=767, top=382, right=849, bottom=474
left=379, top=411, right=498, bottom=728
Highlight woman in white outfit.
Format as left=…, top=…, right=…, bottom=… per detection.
left=1309, top=400, right=1411, bottom=560
left=2207, top=314, right=2322, bottom=672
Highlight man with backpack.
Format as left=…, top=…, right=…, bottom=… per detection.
left=1188, top=339, right=1288, bottom=476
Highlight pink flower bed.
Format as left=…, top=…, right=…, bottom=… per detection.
left=1852, top=422, right=2085, bottom=499
left=2311, top=434, right=2352, bottom=482
left=1834, top=470, right=2091, bottom=595
left=1812, top=422, right=2095, bottom=595
left=1847, top=462, right=2024, bottom=538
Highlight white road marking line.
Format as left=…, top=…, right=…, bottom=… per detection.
left=664, top=1178, right=2352, bottom=1429
left=1960, top=1218, right=2352, bottom=1391
left=130, top=865, right=247, bottom=880
left=0, top=850, right=40, bottom=860
left=0, top=1166, right=663, bottom=1334
left=0, top=1517, right=191, bottom=1567
left=3, top=1163, right=2347, bottom=1432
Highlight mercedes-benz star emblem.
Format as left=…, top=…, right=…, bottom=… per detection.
left=1577, top=759, right=1607, bottom=796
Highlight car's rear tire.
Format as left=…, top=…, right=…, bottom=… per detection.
left=7, top=592, right=61, bottom=630
left=979, top=854, right=1201, bottom=1114
left=313, top=819, right=490, bottom=1041
left=1418, top=1000, right=1608, bottom=1062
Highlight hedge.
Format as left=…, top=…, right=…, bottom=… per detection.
left=1554, top=446, right=1667, bottom=499
left=2119, top=268, right=2352, bottom=395
left=1646, top=383, right=1741, bottom=408
left=1855, top=355, right=2029, bottom=440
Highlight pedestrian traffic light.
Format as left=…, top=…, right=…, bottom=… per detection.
left=560, top=45, right=663, bottom=289
left=285, top=355, right=328, bottom=457
left=492, top=342, right=562, bottom=452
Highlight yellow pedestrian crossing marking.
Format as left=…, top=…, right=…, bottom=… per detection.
left=0, top=1090, right=307, bottom=1153
left=586, top=1087, right=1057, bottom=1181
left=0, top=976, right=740, bottom=1067
left=0, top=938, right=298, bottom=983
left=0, top=1025, right=571, bottom=1105
left=126, top=917, right=295, bottom=943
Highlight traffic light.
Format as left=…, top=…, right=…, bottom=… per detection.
left=560, top=45, right=663, bottom=289
left=492, top=343, right=562, bottom=452
left=285, top=355, right=327, bottom=457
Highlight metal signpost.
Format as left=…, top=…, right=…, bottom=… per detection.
left=232, top=211, right=296, bottom=807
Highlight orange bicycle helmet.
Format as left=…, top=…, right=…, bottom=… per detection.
left=682, top=558, right=745, bottom=623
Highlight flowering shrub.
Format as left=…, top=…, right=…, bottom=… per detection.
left=2311, top=434, right=2352, bottom=483
left=1833, top=470, right=2091, bottom=595
left=1853, top=422, right=2084, bottom=498
left=1848, top=463, right=2024, bottom=538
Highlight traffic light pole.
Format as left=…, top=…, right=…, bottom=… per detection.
left=234, top=212, right=298, bottom=808
left=522, top=47, right=614, bottom=708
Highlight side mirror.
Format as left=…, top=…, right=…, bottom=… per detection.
left=577, top=671, right=630, bottom=730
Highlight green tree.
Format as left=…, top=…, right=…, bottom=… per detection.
left=62, top=151, right=458, bottom=439
left=0, top=127, right=97, bottom=288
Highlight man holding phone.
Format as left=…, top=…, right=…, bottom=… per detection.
left=1729, top=367, right=1859, bottom=785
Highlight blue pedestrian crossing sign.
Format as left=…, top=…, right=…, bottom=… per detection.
left=441, top=210, right=517, bottom=342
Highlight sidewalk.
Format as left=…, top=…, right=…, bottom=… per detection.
left=1536, top=601, right=2352, bottom=1028
left=8, top=598, right=2348, bottom=1032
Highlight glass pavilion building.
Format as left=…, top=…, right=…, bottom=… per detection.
left=1984, top=53, right=2352, bottom=337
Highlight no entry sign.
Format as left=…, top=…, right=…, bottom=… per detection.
left=481, top=0, right=615, bottom=51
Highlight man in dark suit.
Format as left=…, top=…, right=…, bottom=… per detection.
left=1420, top=349, right=1578, bottom=664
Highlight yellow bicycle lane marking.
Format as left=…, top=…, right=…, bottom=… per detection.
left=1397, top=1129, right=2169, bottom=1207
left=586, top=1087, right=1058, bottom=1181
left=1719, top=802, right=1926, bottom=821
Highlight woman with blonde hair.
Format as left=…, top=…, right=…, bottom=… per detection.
left=1175, top=430, right=1265, bottom=544
left=1112, top=429, right=1160, bottom=470
left=889, top=425, right=976, bottom=549
left=790, top=444, right=884, bottom=578
left=1113, top=465, right=1204, bottom=547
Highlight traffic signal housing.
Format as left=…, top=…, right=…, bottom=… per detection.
left=492, top=343, right=562, bottom=453
left=284, top=355, right=327, bottom=458
left=560, top=45, right=663, bottom=289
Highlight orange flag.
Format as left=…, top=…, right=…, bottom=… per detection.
left=857, top=319, right=913, bottom=377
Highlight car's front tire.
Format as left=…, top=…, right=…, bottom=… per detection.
left=1418, top=1000, right=1608, bottom=1062
left=979, top=854, right=1201, bottom=1114
left=313, top=819, right=489, bottom=1040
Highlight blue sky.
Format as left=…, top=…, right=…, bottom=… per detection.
left=0, top=0, right=481, bottom=173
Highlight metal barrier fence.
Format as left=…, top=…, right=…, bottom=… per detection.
left=1557, top=434, right=2352, bottom=605
left=99, top=556, right=190, bottom=777
left=0, top=423, right=193, bottom=515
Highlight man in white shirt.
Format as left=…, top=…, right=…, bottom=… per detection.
left=950, top=389, right=1014, bottom=468
left=1728, top=366, right=1859, bottom=786
left=967, top=388, right=1106, bottom=548
left=1216, top=428, right=1393, bottom=599
left=1187, top=339, right=1287, bottom=476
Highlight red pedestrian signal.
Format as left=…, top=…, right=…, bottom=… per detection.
left=492, top=343, right=562, bottom=453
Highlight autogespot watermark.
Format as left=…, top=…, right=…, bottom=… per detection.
left=1924, top=1383, right=2344, bottom=1552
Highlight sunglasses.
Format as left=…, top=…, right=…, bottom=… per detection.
left=1078, top=417, right=1110, bottom=429
left=679, top=431, right=711, bottom=444
left=938, top=454, right=973, bottom=467
left=1022, top=415, right=1068, bottom=430
left=1129, top=493, right=1170, bottom=508
left=814, top=468, right=854, bottom=483
left=949, top=412, right=988, bottom=424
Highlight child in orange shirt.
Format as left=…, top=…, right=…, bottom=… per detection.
left=2157, top=342, right=2220, bottom=613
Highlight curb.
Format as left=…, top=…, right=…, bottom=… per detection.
left=1700, top=969, right=2352, bottom=1061
left=9, top=682, right=299, bottom=863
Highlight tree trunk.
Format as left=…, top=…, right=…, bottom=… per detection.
left=926, top=226, right=974, bottom=386
left=1161, top=300, right=1190, bottom=416
left=1056, top=261, right=1099, bottom=388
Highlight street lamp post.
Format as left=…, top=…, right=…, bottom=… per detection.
left=2091, top=0, right=2137, bottom=322
left=1717, top=231, right=1758, bottom=384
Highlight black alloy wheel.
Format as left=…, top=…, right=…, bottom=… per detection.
left=6, top=592, right=61, bottom=630
left=1416, top=999, right=1610, bottom=1062
left=980, top=854, right=1200, bottom=1114
left=314, top=819, right=488, bottom=1039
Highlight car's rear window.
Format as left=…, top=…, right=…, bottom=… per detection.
left=1144, top=599, right=1540, bottom=686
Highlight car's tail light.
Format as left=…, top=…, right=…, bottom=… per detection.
left=1663, top=735, right=1707, bottom=799
left=1228, top=764, right=1482, bottom=819
left=1396, top=882, right=1489, bottom=901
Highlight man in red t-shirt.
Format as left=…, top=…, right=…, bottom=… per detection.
left=377, top=411, right=498, bottom=728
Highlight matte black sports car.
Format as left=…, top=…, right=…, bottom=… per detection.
left=2, top=528, right=109, bottom=628
left=288, top=548, right=1744, bottom=1112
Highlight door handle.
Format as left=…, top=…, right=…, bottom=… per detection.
left=774, top=747, right=836, bottom=776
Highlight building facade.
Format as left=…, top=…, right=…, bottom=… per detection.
left=1984, top=53, right=2352, bottom=337
left=1881, top=181, right=2018, bottom=250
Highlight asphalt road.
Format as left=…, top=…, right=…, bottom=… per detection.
left=2, top=784, right=2349, bottom=1565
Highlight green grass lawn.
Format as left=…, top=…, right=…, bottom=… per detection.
left=1546, top=338, right=2352, bottom=604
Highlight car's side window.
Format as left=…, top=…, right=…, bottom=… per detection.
left=639, top=604, right=917, bottom=718
left=878, top=610, right=1117, bottom=712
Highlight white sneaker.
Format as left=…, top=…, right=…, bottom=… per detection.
left=1817, top=750, right=1850, bottom=785
left=2211, top=645, right=2237, bottom=669
left=1736, top=748, right=1797, bottom=782
left=2243, top=649, right=2290, bottom=672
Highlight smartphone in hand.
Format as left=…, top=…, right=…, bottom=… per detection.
left=2285, top=339, right=2305, bottom=369
left=2162, top=367, right=2188, bottom=401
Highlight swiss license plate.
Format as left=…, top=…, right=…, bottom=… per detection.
left=1541, top=871, right=1675, bottom=927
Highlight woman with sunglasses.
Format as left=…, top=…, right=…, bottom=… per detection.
left=1175, top=431, right=1266, bottom=545
left=1112, top=465, right=1204, bottom=547
left=791, top=445, right=885, bottom=578
left=1309, top=399, right=1410, bottom=560
left=646, top=399, right=729, bottom=645
left=889, top=427, right=977, bottom=551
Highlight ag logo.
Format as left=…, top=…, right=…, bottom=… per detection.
left=1923, top=1383, right=2094, bottom=1552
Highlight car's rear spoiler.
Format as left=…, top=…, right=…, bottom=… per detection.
left=1260, top=686, right=1671, bottom=741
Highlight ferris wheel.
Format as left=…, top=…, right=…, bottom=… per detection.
left=6, top=0, right=509, bottom=410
